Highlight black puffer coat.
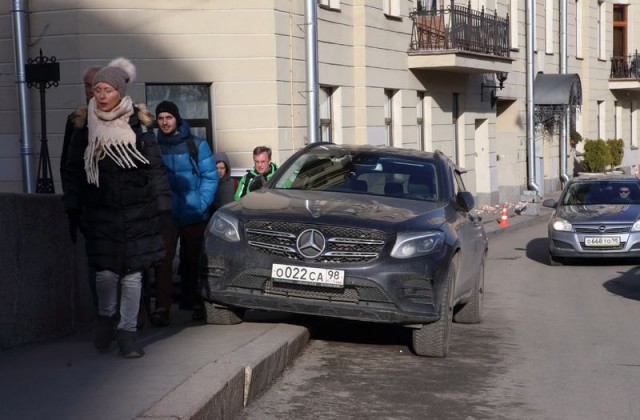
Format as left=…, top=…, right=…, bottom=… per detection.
left=62, top=104, right=171, bottom=274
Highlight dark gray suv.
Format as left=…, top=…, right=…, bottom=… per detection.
left=200, top=143, right=487, bottom=357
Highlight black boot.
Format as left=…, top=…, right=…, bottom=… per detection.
left=116, top=330, right=144, bottom=358
left=94, top=316, right=116, bottom=352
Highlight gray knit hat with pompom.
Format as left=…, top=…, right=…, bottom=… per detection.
left=92, top=57, right=136, bottom=98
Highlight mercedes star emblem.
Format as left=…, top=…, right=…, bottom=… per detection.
left=296, top=229, right=326, bottom=259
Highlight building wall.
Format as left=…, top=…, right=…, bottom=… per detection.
left=1, top=0, right=639, bottom=204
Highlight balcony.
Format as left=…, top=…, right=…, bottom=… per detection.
left=609, top=52, right=640, bottom=91
left=408, top=1, right=512, bottom=74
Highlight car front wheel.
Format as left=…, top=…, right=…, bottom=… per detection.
left=412, top=254, right=457, bottom=357
left=204, top=301, right=245, bottom=325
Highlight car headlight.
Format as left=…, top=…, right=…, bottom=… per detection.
left=391, top=231, right=445, bottom=259
left=551, top=217, right=573, bottom=232
left=632, top=221, right=640, bottom=232
left=209, top=212, right=241, bottom=242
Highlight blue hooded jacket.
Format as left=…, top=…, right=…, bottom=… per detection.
left=157, top=121, right=218, bottom=226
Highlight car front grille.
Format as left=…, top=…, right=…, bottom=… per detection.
left=226, top=268, right=394, bottom=305
left=574, top=225, right=632, bottom=234
left=245, top=220, right=387, bottom=263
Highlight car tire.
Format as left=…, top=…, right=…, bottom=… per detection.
left=453, top=252, right=485, bottom=324
left=204, top=301, right=245, bottom=325
left=549, top=252, right=564, bottom=266
left=412, top=254, right=457, bottom=358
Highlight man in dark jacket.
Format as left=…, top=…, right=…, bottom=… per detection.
left=151, top=100, right=218, bottom=326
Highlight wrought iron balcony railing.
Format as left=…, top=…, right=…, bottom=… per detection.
left=409, top=1, right=510, bottom=58
left=610, top=52, right=640, bottom=79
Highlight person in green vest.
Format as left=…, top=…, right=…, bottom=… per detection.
left=234, top=145, right=278, bottom=200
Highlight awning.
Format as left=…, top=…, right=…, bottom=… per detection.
left=534, top=73, right=582, bottom=106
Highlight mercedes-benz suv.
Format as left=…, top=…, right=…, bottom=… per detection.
left=200, top=143, right=487, bottom=357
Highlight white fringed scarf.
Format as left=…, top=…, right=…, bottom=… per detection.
left=85, top=96, right=150, bottom=186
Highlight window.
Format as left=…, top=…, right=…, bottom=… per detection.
left=417, top=0, right=438, bottom=12
left=545, top=0, right=553, bottom=54
left=383, top=0, right=400, bottom=17
left=598, top=0, right=606, bottom=60
left=510, top=0, right=518, bottom=50
left=452, top=93, right=460, bottom=165
left=318, top=0, right=340, bottom=10
left=385, top=89, right=395, bottom=146
left=614, top=101, right=621, bottom=140
left=632, top=101, right=638, bottom=148
left=575, top=0, right=583, bottom=58
left=146, top=84, right=212, bottom=144
left=319, top=86, right=333, bottom=143
left=417, top=92, right=425, bottom=151
left=598, top=100, right=605, bottom=139
left=613, top=5, right=627, bottom=59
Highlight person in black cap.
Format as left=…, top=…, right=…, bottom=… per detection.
left=152, top=100, right=218, bottom=326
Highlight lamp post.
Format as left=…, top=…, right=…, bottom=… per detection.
left=480, top=72, right=508, bottom=108
left=25, top=49, right=59, bottom=194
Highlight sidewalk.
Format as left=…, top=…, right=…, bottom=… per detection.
left=0, top=193, right=558, bottom=420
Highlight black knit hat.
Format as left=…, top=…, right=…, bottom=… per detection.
left=155, top=100, right=182, bottom=124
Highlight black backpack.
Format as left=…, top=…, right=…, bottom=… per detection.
left=185, top=135, right=199, bottom=175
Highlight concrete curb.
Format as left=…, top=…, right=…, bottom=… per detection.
left=137, top=324, right=310, bottom=420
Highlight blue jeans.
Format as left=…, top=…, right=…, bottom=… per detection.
left=95, top=270, right=142, bottom=332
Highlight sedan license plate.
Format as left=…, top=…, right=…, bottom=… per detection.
left=584, top=236, right=620, bottom=247
left=271, top=263, right=344, bottom=288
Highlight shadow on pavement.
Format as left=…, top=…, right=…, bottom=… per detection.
left=603, top=266, right=640, bottom=301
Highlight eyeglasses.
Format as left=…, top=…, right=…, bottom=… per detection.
left=620, top=190, right=630, bottom=194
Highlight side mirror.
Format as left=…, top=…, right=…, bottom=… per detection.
left=249, top=175, right=266, bottom=192
left=542, top=198, right=557, bottom=208
left=455, top=191, right=475, bottom=212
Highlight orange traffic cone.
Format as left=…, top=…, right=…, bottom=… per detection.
left=498, top=205, right=510, bottom=227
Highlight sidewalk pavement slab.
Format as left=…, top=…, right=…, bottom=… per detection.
left=0, top=310, right=309, bottom=420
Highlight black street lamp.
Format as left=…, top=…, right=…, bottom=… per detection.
left=25, top=49, right=59, bottom=194
left=480, top=72, right=508, bottom=108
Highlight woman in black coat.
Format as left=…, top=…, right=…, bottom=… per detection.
left=62, top=57, right=171, bottom=358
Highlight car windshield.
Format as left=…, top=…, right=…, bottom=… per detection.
left=273, top=149, right=439, bottom=201
left=560, top=180, right=640, bottom=205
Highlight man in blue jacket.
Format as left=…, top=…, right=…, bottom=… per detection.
left=152, top=100, right=218, bottom=325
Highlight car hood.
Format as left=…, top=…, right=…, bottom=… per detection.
left=555, top=204, right=640, bottom=223
left=225, top=189, right=448, bottom=229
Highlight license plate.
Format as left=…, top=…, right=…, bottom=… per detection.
left=271, top=263, right=344, bottom=288
left=584, top=236, right=621, bottom=247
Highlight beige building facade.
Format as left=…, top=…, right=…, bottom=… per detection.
left=1, top=0, right=639, bottom=206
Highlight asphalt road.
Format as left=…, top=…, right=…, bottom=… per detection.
left=239, top=219, right=640, bottom=420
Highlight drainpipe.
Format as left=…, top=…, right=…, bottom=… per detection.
left=559, top=0, right=570, bottom=184
left=526, top=0, right=539, bottom=192
left=11, top=0, right=34, bottom=193
left=305, top=0, right=319, bottom=144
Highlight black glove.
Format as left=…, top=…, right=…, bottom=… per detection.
left=67, top=211, right=82, bottom=244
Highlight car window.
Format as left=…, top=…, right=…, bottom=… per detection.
left=273, top=150, right=439, bottom=201
left=561, top=180, right=640, bottom=205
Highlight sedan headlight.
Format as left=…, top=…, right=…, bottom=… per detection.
left=551, top=217, right=573, bottom=232
left=632, top=221, right=640, bottom=232
left=391, top=231, right=445, bottom=259
left=209, top=212, right=241, bottom=242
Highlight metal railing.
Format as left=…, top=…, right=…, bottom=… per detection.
left=409, top=1, right=510, bottom=58
left=610, top=52, right=640, bottom=79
